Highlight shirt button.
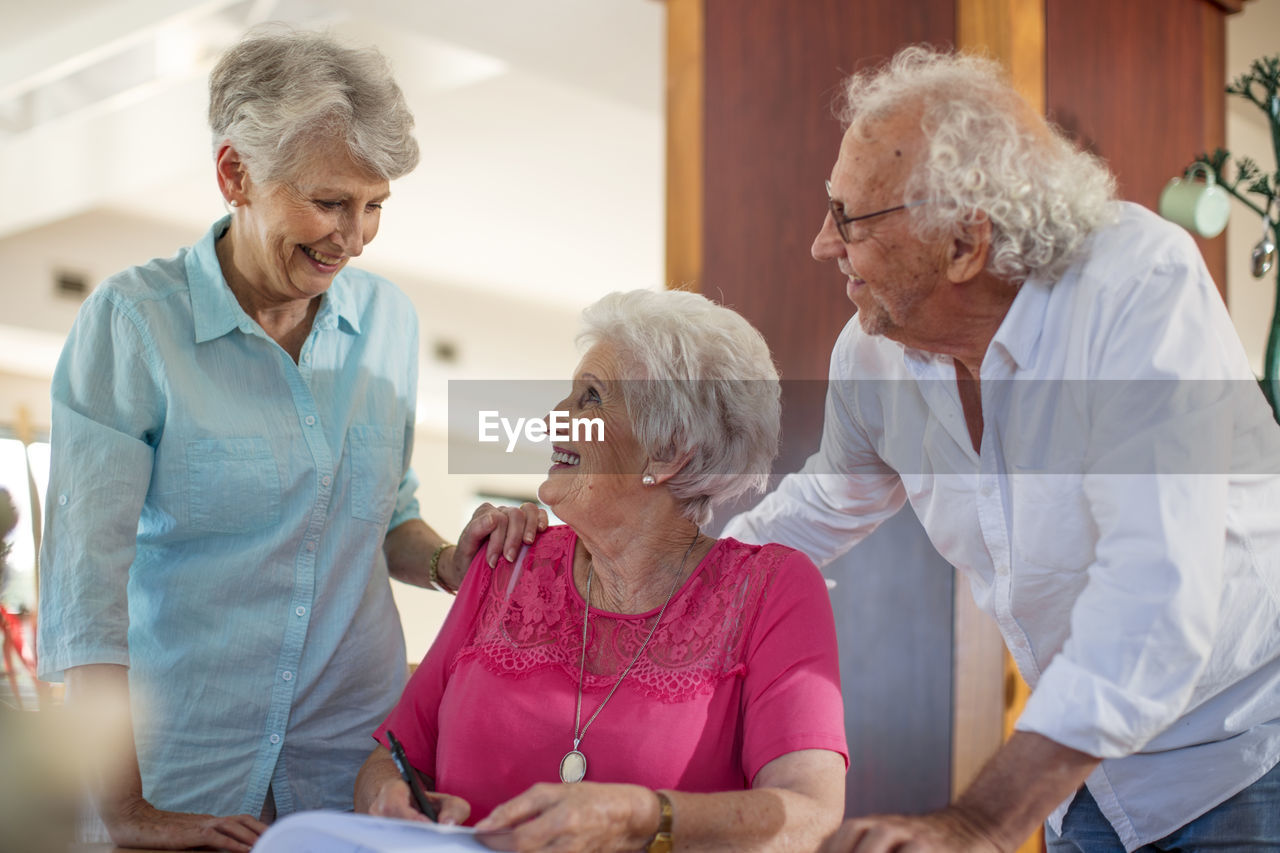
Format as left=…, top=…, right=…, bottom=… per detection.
left=282, top=671, right=293, bottom=682
left=306, top=541, right=317, bottom=552
left=981, top=484, right=994, bottom=497
left=269, top=734, right=280, bottom=744
left=321, top=475, right=332, bottom=487
left=296, top=606, right=306, bottom=617
left=305, top=415, right=316, bottom=426
left=58, top=494, right=68, bottom=506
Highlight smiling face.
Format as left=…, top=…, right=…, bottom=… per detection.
left=812, top=111, right=952, bottom=346
left=536, top=341, right=649, bottom=530
left=226, top=140, right=390, bottom=306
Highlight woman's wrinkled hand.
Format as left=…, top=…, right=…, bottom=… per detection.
left=474, top=781, right=657, bottom=853
left=368, top=778, right=471, bottom=826
left=450, top=502, right=549, bottom=584
left=103, top=795, right=267, bottom=853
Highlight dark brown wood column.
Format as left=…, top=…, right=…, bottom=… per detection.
left=1044, top=0, right=1230, bottom=294
left=668, top=0, right=961, bottom=817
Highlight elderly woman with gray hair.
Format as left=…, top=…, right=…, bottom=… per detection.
left=37, top=30, right=541, bottom=852
left=356, top=289, right=848, bottom=852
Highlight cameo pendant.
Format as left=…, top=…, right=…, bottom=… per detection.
left=559, top=749, right=587, bottom=784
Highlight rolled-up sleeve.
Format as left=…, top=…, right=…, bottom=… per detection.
left=388, top=323, right=421, bottom=532
left=1018, top=468, right=1228, bottom=757
left=38, top=290, right=163, bottom=680
left=724, top=323, right=906, bottom=566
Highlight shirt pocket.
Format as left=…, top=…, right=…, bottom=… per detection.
left=186, top=438, right=281, bottom=533
left=1009, top=470, right=1096, bottom=572
left=348, top=425, right=401, bottom=525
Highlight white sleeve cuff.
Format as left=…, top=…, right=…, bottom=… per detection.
left=1016, top=655, right=1177, bottom=759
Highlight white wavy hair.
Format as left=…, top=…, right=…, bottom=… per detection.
left=578, top=290, right=781, bottom=527
left=839, top=46, right=1116, bottom=283
left=209, top=27, right=419, bottom=184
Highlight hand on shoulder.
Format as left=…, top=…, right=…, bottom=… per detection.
left=448, top=502, right=549, bottom=589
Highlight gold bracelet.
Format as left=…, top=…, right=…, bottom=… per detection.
left=428, top=543, right=456, bottom=594
left=646, top=790, right=673, bottom=853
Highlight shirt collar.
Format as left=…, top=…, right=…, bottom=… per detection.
left=188, top=216, right=243, bottom=344
left=894, top=277, right=1050, bottom=380
left=187, top=216, right=363, bottom=342
left=318, top=273, right=361, bottom=335
left=988, top=277, right=1050, bottom=373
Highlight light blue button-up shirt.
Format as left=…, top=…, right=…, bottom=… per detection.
left=39, top=216, right=421, bottom=817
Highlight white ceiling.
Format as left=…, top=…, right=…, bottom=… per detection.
left=0, top=0, right=666, bottom=418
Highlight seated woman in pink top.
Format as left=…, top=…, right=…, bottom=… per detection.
left=354, top=289, right=847, bottom=851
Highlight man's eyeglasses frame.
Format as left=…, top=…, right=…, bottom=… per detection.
left=825, top=180, right=925, bottom=243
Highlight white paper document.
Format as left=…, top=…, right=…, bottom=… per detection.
left=253, top=810, right=506, bottom=852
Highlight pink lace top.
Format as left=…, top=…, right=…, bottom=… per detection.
left=374, top=526, right=847, bottom=823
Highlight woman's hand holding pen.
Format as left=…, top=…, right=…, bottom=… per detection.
left=356, top=744, right=470, bottom=825
left=367, top=779, right=470, bottom=825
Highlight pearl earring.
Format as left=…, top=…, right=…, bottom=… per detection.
left=228, top=199, right=239, bottom=208
left=641, top=474, right=656, bottom=486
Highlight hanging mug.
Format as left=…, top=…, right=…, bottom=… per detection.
left=1159, top=163, right=1231, bottom=239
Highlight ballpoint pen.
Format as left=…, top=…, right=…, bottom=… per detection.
left=385, top=729, right=439, bottom=822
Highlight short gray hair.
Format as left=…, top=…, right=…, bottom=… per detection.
left=209, top=28, right=419, bottom=183
left=840, top=45, right=1116, bottom=284
left=578, top=290, right=781, bottom=527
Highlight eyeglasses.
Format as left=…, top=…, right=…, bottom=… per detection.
left=825, top=180, right=924, bottom=243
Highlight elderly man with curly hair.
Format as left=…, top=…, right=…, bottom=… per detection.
left=726, top=46, right=1280, bottom=853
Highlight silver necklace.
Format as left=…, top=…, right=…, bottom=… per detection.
left=559, top=530, right=700, bottom=784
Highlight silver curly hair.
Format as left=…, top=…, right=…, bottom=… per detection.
left=208, top=28, right=419, bottom=183
left=578, top=290, right=781, bottom=527
left=839, top=46, right=1116, bottom=283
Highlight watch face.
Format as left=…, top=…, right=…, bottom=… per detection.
left=647, top=835, right=674, bottom=853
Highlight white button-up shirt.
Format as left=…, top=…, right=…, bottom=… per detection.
left=725, top=203, right=1280, bottom=850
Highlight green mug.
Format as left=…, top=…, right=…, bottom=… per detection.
left=1159, top=163, right=1230, bottom=238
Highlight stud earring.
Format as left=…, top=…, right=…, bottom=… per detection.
left=641, top=474, right=656, bottom=486
left=228, top=199, right=239, bottom=208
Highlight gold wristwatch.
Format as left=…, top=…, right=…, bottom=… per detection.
left=646, top=790, right=674, bottom=853
left=428, top=543, right=456, bottom=594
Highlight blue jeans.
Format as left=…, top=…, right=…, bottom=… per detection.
left=1045, top=761, right=1280, bottom=852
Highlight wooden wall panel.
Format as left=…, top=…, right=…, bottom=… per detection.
left=957, top=0, right=1046, bottom=112
left=1045, top=0, right=1229, bottom=291
left=698, top=0, right=959, bottom=817
left=703, top=0, right=954, bottom=383
left=953, top=0, right=1046, bottom=808
left=666, top=0, right=704, bottom=291
left=1199, top=4, right=1228, bottom=297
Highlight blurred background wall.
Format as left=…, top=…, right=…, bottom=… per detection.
left=0, top=0, right=666, bottom=659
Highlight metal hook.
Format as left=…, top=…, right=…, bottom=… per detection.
left=1251, top=199, right=1277, bottom=279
